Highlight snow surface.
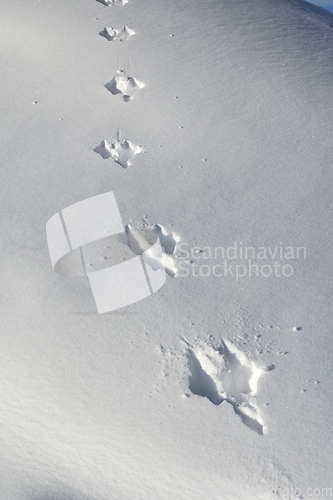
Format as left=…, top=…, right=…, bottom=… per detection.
left=1, top=0, right=333, bottom=498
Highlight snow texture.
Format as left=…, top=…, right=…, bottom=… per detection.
left=1, top=0, right=333, bottom=498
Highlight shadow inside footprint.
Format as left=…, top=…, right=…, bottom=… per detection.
left=105, top=71, right=144, bottom=101
left=94, top=139, right=142, bottom=167
left=232, top=404, right=264, bottom=435
left=100, top=26, right=135, bottom=42
left=187, top=341, right=265, bottom=435
left=188, top=350, right=223, bottom=405
left=152, top=224, right=178, bottom=254
left=122, top=224, right=179, bottom=277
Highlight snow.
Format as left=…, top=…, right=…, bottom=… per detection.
left=105, top=70, right=145, bottom=102
left=1, top=0, right=333, bottom=498
left=99, top=26, right=135, bottom=42
left=94, top=138, right=143, bottom=165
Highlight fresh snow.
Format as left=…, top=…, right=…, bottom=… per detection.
left=1, top=0, right=333, bottom=499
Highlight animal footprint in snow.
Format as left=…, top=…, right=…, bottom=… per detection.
left=124, top=224, right=180, bottom=277
left=186, top=339, right=267, bottom=435
left=105, top=70, right=144, bottom=102
left=94, top=138, right=142, bottom=168
left=100, top=26, right=135, bottom=42
left=151, top=224, right=180, bottom=276
left=96, top=0, right=128, bottom=6
left=153, top=224, right=179, bottom=255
